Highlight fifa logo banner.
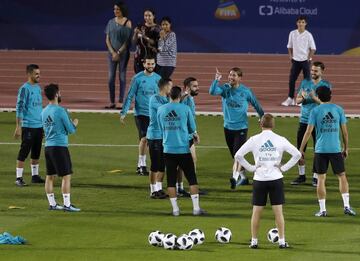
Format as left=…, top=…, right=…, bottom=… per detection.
left=215, top=0, right=240, bottom=20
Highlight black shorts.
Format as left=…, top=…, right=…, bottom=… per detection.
left=17, top=127, right=43, bottom=161
left=45, top=146, right=73, bottom=177
left=135, top=115, right=150, bottom=140
left=297, top=122, right=316, bottom=151
left=164, top=153, right=198, bottom=187
left=314, top=153, right=345, bottom=175
left=148, top=139, right=165, bottom=172
left=224, top=128, right=248, bottom=158
left=252, top=178, right=285, bottom=206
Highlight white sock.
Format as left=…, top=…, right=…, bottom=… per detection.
left=298, top=165, right=305, bottom=175
left=137, top=156, right=142, bottom=168
left=251, top=238, right=258, bottom=245
left=232, top=171, right=240, bottom=180
left=150, top=184, right=155, bottom=194
left=191, top=194, right=200, bottom=211
left=239, top=170, right=246, bottom=179
left=63, top=193, right=71, bottom=207
left=179, top=182, right=184, bottom=190
left=313, top=173, right=318, bottom=179
left=156, top=182, right=162, bottom=191
left=47, top=193, right=56, bottom=206
left=278, top=238, right=285, bottom=245
left=319, top=199, right=326, bottom=212
left=16, top=168, right=24, bottom=179
left=170, top=197, right=179, bottom=212
left=31, top=164, right=39, bottom=176
left=342, top=193, right=350, bottom=208
left=140, top=155, right=146, bottom=166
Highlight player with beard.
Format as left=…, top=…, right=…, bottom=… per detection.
left=121, top=55, right=161, bottom=175
left=14, top=64, right=45, bottom=186
left=177, top=77, right=200, bottom=197
left=42, top=84, right=80, bottom=211
left=209, top=67, right=264, bottom=189
left=291, top=61, right=331, bottom=186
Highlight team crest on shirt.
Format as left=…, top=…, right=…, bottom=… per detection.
left=259, top=140, right=276, bottom=152
left=321, top=112, right=336, bottom=124
left=44, top=115, right=55, bottom=128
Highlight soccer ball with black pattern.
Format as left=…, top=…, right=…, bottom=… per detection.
left=148, top=230, right=165, bottom=247
left=267, top=228, right=279, bottom=243
left=215, top=227, right=232, bottom=243
left=162, top=233, right=177, bottom=250
left=188, top=228, right=205, bottom=245
left=176, top=234, right=194, bottom=250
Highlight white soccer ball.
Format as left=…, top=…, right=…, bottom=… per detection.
left=176, top=234, right=194, bottom=250
left=148, top=230, right=164, bottom=247
left=215, top=227, right=232, bottom=243
left=162, top=233, right=177, bottom=250
left=267, top=228, right=279, bottom=243
left=188, top=228, right=205, bottom=245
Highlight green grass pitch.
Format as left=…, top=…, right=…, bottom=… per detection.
left=0, top=112, right=359, bottom=260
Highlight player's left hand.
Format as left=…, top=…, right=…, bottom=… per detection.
left=342, top=149, right=349, bottom=159
left=193, top=133, right=200, bottom=145
left=120, top=115, right=126, bottom=124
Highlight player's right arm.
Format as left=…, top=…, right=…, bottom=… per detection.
left=120, top=77, right=138, bottom=122
left=209, top=68, right=224, bottom=96
left=234, top=138, right=256, bottom=172
left=14, top=87, right=28, bottom=139
left=61, top=108, right=77, bottom=135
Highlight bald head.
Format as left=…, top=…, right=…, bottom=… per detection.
left=260, top=114, right=275, bottom=129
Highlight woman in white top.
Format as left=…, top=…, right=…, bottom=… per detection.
left=156, top=17, right=177, bottom=79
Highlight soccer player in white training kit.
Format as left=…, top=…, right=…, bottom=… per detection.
left=235, top=114, right=301, bottom=249
left=299, top=86, right=356, bottom=217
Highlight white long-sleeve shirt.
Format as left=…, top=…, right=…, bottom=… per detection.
left=235, top=130, right=301, bottom=181
left=287, top=29, right=316, bottom=61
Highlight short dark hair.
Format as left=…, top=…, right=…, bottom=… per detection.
left=114, top=1, right=128, bottom=17
left=160, top=16, right=172, bottom=25
left=158, top=78, right=172, bottom=89
left=26, top=64, right=39, bottom=74
left=312, top=61, right=325, bottom=71
left=183, top=77, right=197, bottom=89
left=44, top=83, right=59, bottom=100
left=316, top=86, right=331, bottom=102
left=170, top=86, right=182, bottom=100
left=261, top=114, right=274, bottom=129
left=144, top=54, right=156, bottom=61
left=297, top=15, right=307, bottom=22
left=230, top=67, right=243, bottom=77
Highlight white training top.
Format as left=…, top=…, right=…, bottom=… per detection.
left=287, top=29, right=316, bottom=62
left=235, top=129, right=301, bottom=181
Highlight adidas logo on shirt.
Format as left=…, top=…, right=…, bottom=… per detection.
left=164, top=110, right=180, bottom=121
left=259, top=140, right=276, bottom=152
left=321, top=112, right=336, bottom=124
left=44, top=115, right=55, bottom=127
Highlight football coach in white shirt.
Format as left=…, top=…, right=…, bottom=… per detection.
left=235, top=114, right=301, bottom=249
left=282, top=16, right=316, bottom=107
